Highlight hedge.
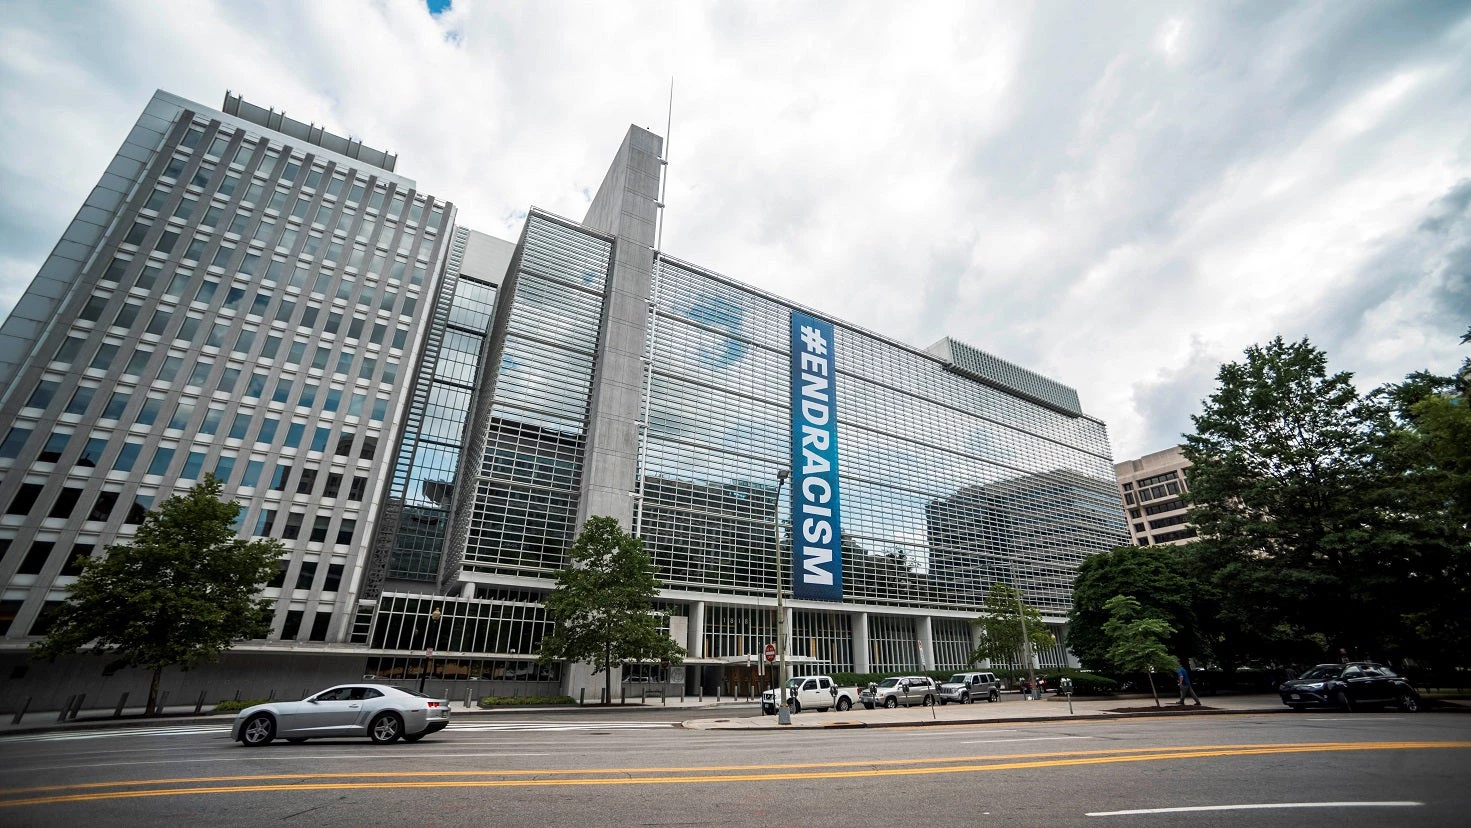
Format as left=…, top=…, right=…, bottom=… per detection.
left=478, top=695, right=576, bottom=707
left=213, top=699, right=271, bottom=713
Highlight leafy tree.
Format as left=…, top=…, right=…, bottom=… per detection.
left=31, top=475, right=282, bottom=714
left=969, top=583, right=1056, bottom=679
left=1101, top=595, right=1177, bottom=707
left=538, top=516, right=685, bottom=705
left=1182, top=337, right=1394, bottom=666
left=1069, top=545, right=1203, bottom=671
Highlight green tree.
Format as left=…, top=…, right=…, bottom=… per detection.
left=1101, top=595, right=1177, bottom=707
left=1372, top=326, right=1471, bottom=669
left=31, top=475, right=282, bottom=714
left=1069, top=545, right=1202, bottom=671
left=968, top=583, right=1056, bottom=677
left=538, top=516, right=685, bottom=705
left=1182, top=336, right=1393, bottom=665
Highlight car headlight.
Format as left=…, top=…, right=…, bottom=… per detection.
left=1302, top=682, right=1324, bottom=691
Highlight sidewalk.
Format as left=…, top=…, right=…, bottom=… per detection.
left=683, top=693, right=1291, bottom=730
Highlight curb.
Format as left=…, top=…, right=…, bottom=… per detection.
left=681, top=706, right=1289, bottom=732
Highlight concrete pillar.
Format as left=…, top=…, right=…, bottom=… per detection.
left=971, top=619, right=987, bottom=668
left=688, top=601, right=705, bottom=658
left=852, top=611, right=870, bottom=674
left=916, top=615, right=934, bottom=671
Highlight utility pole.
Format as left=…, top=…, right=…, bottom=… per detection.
left=774, top=469, right=791, bottom=725
left=1013, top=571, right=1038, bottom=700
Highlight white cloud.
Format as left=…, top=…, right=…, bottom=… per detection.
left=2, top=0, right=1468, bottom=461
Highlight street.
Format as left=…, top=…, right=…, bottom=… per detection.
left=1, top=707, right=1467, bottom=827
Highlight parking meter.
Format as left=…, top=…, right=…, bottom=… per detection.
left=1061, top=677, right=1074, bottom=714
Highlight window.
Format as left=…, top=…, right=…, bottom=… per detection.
left=80, top=294, right=109, bottom=322
left=64, top=386, right=96, bottom=416
left=282, top=511, right=304, bottom=540
left=335, top=432, right=354, bottom=456
left=269, top=463, right=290, bottom=490
left=296, top=468, right=317, bottom=495
left=349, top=476, right=367, bottom=502
left=102, top=391, right=131, bottom=420
left=295, top=560, right=317, bottom=590
left=256, top=418, right=279, bottom=445
left=335, top=518, right=356, bottom=546
left=147, top=446, right=175, bottom=476
left=125, top=494, right=152, bottom=524
left=0, top=427, right=32, bottom=459
left=324, top=473, right=343, bottom=498
left=89, top=342, right=119, bottom=370
left=7, top=483, right=44, bottom=515
left=78, top=437, right=108, bottom=467
left=135, top=396, right=162, bottom=426
left=309, top=516, right=330, bottom=543
left=284, top=422, right=305, bottom=449
left=39, top=432, right=70, bottom=462
left=27, top=380, right=59, bottom=410
left=168, top=401, right=194, bottom=430
left=55, top=335, right=86, bottom=364
left=254, top=508, right=277, bottom=536
left=49, top=487, right=83, bottom=519
left=180, top=451, right=206, bottom=480
left=281, top=609, right=304, bottom=640
left=267, top=559, right=289, bottom=589
left=61, top=544, right=94, bottom=577
left=241, top=460, right=264, bottom=487
left=323, top=564, right=344, bottom=592
left=199, top=407, right=223, bottom=435
left=157, top=356, right=184, bottom=383
left=88, top=490, right=120, bottom=522
left=18, top=541, right=55, bottom=575
left=311, top=428, right=330, bottom=452
left=113, top=441, right=142, bottom=472
left=309, top=612, right=332, bottom=641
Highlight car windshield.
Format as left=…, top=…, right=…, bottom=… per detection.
left=877, top=678, right=900, bottom=688
left=783, top=678, right=801, bottom=689
left=1299, top=665, right=1343, bottom=680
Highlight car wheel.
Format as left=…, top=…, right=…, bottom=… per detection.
left=369, top=712, right=403, bottom=744
left=922, top=694, right=934, bottom=706
left=1398, top=692, right=1421, bottom=713
left=403, top=733, right=425, bottom=743
left=960, top=691, right=970, bottom=704
left=1333, top=691, right=1353, bottom=712
left=939, top=697, right=948, bottom=706
left=286, top=737, right=308, bottom=744
left=837, top=697, right=852, bottom=712
left=988, top=690, right=998, bottom=703
left=884, top=696, right=898, bottom=709
left=240, top=713, right=275, bottom=747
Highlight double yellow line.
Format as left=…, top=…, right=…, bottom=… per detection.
left=3, top=741, right=1468, bottom=808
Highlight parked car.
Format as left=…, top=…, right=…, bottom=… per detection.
left=1279, top=662, right=1422, bottom=712
left=860, top=676, right=937, bottom=709
left=938, top=671, right=1001, bottom=704
left=760, top=675, right=861, bottom=715
left=232, top=684, right=452, bottom=746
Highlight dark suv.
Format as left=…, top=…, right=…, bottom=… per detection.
left=1279, top=662, right=1421, bottom=712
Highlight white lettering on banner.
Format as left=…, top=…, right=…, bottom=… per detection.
left=791, top=315, right=842, bottom=600
left=802, top=546, right=834, bottom=584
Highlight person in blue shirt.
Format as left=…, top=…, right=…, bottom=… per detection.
left=1177, top=663, right=1202, bottom=706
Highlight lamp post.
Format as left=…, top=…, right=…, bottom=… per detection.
left=773, top=468, right=791, bottom=725
left=1010, top=566, right=1039, bottom=700
left=418, top=607, right=441, bottom=693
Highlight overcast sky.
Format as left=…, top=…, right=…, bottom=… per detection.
left=2, top=0, right=1467, bottom=460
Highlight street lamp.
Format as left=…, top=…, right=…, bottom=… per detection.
left=418, top=607, right=442, bottom=693
left=773, top=468, right=791, bottom=725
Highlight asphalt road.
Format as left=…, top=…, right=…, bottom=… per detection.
left=1, top=707, right=1468, bottom=827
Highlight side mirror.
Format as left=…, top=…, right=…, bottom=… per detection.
left=307, top=698, right=319, bottom=704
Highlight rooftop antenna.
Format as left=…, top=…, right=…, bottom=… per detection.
left=654, top=77, right=673, bottom=254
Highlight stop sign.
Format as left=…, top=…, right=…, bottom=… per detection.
left=764, top=643, right=777, bottom=663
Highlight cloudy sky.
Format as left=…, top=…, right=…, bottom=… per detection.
left=2, top=0, right=1467, bottom=459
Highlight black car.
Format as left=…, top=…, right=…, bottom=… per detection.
left=1279, top=662, right=1421, bottom=712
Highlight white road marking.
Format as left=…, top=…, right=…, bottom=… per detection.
left=959, top=735, right=1094, bottom=744
left=11, top=753, right=552, bottom=773
left=450, top=721, right=675, bottom=732
left=1088, top=802, right=1422, bottom=816
left=0, top=726, right=228, bottom=743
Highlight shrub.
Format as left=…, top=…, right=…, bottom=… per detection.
left=478, top=695, right=576, bottom=707
left=213, top=699, right=270, bottom=713
left=1040, top=669, right=1117, bottom=695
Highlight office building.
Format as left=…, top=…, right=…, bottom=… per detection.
left=1113, top=445, right=1196, bottom=546
left=0, top=91, right=1127, bottom=708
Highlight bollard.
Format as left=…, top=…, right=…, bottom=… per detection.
left=68, top=693, right=87, bottom=720
left=465, top=689, right=472, bottom=709
left=699, top=687, right=703, bottom=703
left=57, top=695, right=76, bottom=723
left=11, top=697, right=30, bottom=725
left=114, top=692, right=129, bottom=718
left=579, top=688, right=585, bottom=706
left=620, top=685, right=625, bottom=705
left=268, top=689, right=275, bottom=701
left=194, top=689, right=207, bottom=715
left=234, top=689, right=241, bottom=702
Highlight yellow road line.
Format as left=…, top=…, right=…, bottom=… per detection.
left=2, top=741, right=1467, bottom=808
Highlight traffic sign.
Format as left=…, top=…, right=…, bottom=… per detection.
left=764, top=643, right=777, bottom=663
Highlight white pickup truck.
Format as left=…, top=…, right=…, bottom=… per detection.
left=761, top=675, right=861, bottom=715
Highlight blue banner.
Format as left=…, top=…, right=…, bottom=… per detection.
left=789, top=311, right=843, bottom=601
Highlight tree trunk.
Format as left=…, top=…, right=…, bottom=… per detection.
left=1146, top=671, right=1161, bottom=708
left=148, top=666, right=163, bottom=716
left=604, top=641, right=613, bottom=706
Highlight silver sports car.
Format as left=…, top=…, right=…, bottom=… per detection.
left=232, top=684, right=451, bottom=746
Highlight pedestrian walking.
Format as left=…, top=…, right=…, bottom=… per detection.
left=1176, top=663, right=1201, bottom=706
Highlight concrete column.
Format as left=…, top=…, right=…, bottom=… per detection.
left=688, top=601, right=705, bottom=658
left=852, top=611, right=870, bottom=674
left=916, top=615, right=934, bottom=671
left=971, top=619, right=987, bottom=668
